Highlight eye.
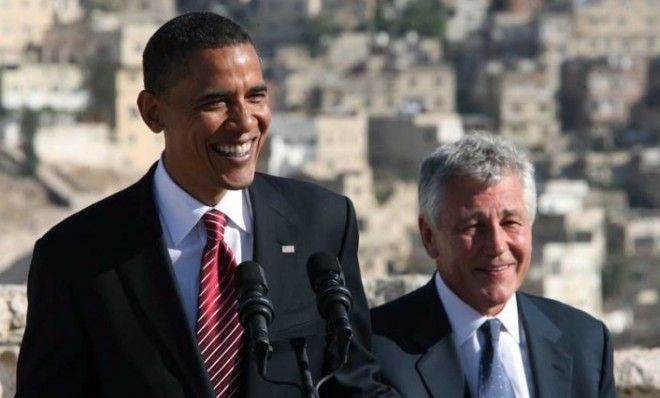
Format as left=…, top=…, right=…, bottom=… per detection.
left=501, top=220, right=521, bottom=229
left=199, top=100, right=228, bottom=111
left=247, top=92, right=267, bottom=104
left=461, top=222, right=483, bottom=234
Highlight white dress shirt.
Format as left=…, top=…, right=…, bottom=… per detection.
left=434, top=273, right=535, bottom=398
left=153, top=159, right=254, bottom=332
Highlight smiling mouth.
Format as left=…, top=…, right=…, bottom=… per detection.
left=210, top=140, right=253, bottom=158
left=477, top=264, right=514, bottom=274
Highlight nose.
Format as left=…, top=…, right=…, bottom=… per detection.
left=227, top=101, right=257, bottom=133
left=484, top=224, right=507, bottom=256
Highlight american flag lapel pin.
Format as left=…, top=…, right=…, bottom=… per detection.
left=281, top=244, right=295, bottom=254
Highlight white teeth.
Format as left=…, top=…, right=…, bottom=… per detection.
left=213, top=141, right=252, bottom=157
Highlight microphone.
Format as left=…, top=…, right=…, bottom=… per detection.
left=236, top=261, right=274, bottom=377
left=305, top=252, right=353, bottom=365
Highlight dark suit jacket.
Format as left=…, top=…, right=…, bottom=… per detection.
left=370, top=278, right=617, bottom=398
left=16, top=167, right=397, bottom=397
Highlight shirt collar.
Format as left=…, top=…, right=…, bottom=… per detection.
left=434, top=272, right=520, bottom=346
left=153, top=158, right=252, bottom=246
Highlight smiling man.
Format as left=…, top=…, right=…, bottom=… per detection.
left=16, top=12, right=397, bottom=398
left=370, top=134, right=616, bottom=398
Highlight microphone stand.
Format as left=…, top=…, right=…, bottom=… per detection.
left=291, top=338, right=319, bottom=398
left=252, top=338, right=316, bottom=398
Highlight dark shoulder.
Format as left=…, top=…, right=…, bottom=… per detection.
left=254, top=173, right=345, bottom=202
left=253, top=173, right=352, bottom=224
left=39, top=176, right=148, bottom=249
left=519, top=291, right=607, bottom=339
left=371, top=282, right=430, bottom=335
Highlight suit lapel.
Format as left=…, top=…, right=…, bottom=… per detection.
left=416, top=337, right=466, bottom=398
left=248, top=174, right=300, bottom=332
left=115, top=166, right=213, bottom=397
left=518, top=293, right=572, bottom=398
left=412, top=280, right=468, bottom=398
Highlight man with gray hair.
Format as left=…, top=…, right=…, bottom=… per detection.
left=370, top=133, right=616, bottom=397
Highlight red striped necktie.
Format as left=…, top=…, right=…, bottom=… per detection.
left=197, top=209, right=244, bottom=397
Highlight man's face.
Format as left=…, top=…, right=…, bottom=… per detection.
left=141, top=43, right=271, bottom=205
left=419, top=173, right=532, bottom=315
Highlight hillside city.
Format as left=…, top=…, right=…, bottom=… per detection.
left=0, top=0, right=659, bottom=354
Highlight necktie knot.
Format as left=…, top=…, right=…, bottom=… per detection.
left=481, top=318, right=502, bottom=345
left=202, top=209, right=227, bottom=244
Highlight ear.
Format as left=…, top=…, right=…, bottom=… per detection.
left=418, top=215, right=440, bottom=259
left=137, top=90, right=165, bottom=133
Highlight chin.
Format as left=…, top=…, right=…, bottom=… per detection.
left=221, top=173, right=256, bottom=190
left=482, top=287, right=515, bottom=306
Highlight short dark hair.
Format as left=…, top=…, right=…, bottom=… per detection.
left=142, top=11, right=254, bottom=96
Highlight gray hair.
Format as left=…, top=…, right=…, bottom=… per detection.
left=418, top=133, right=536, bottom=228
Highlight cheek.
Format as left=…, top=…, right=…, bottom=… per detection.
left=198, top=113, right=226, bottom=132
left=255, top=106, right=272, bottom=131
left=455, top=235, right=477, bottom=258
left=512, top=230, right=532, bottom=255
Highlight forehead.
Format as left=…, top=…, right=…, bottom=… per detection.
left=442, top=174, right=527, bottom=215
left=184, top=44, right=262, bottom=75
left=162, top=44, right=263, bottom=99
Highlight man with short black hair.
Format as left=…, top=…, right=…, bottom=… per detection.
left=371, top=133, right=616, bottom=398
left=17, top=12, right=396, bottom=397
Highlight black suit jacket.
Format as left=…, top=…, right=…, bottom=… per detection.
left=370, top=278, right=617, bottom=398
left=16, top=168, right=396, bottom=397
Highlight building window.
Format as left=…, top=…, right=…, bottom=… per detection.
left=550, top=260, right=561, bottom=275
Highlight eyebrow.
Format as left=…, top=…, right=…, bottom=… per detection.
left=196, top=91, right=231, bottom=105
left=460, top=208, right=524, bottom=221
left=250, top=84, right=268, bottom=94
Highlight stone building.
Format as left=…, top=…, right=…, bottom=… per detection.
left=534, top=179, right=607, bottom=317
left=242, top=0, right=320, bottom=56
left=561, top=58, right=648, bottom=136
left=0, top=63, right=88, bottom=112
left=541, top=0, right=660, bottom=61
left=620, top=211, right=660, bottom=258
left=319, top=62, right=455, bottom=116
left=34, top=122, right=120, bottom=168
left=368, top=112, right=463, bottom=180
left=442, top=0, right=491, bottom=44
left=0, top=0, right=83, bottom=64
left=475, top=60, right=559, bottom=150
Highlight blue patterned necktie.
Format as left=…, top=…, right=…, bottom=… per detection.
left=478, top=319, right=515, bottom=398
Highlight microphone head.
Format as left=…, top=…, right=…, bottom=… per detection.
left=306, top=252, right=342, bottom=293
left=236, top=261, right=269, bottom=296
left=236, top=261, right=274, bottom=325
